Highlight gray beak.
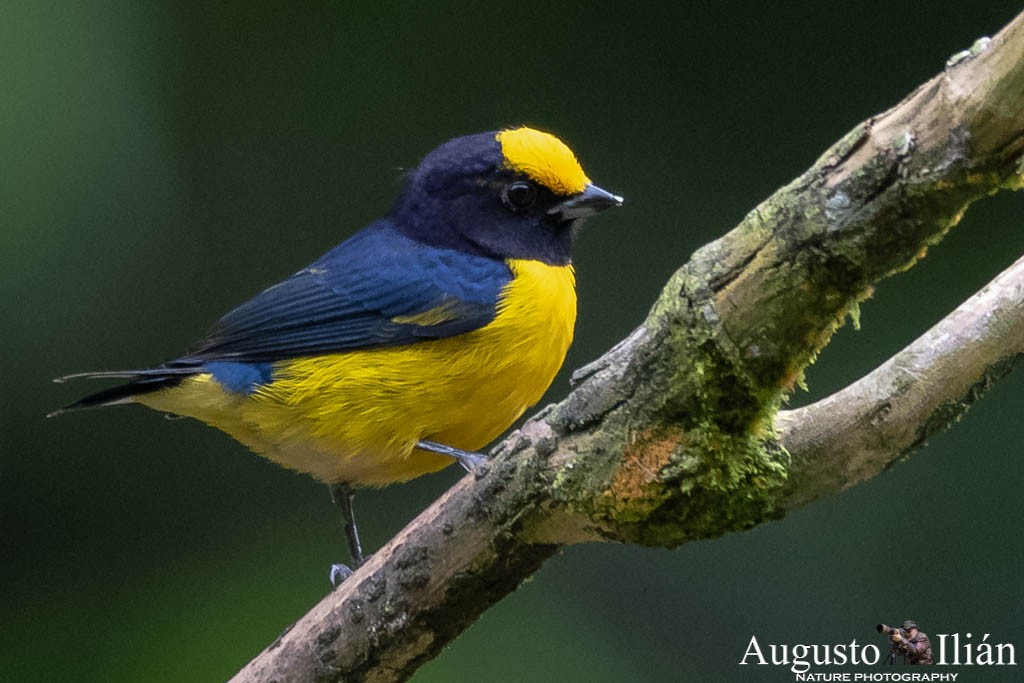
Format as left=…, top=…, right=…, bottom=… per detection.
left=549, top=184, right=624, bottom=221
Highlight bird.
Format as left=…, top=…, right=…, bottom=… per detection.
left=52, top=126, right=622, bottom=583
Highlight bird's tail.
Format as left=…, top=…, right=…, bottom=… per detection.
left=48, top=367, right=199, bottom=417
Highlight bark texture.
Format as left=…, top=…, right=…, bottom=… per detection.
left=233, top=12, right=1024, bottom=682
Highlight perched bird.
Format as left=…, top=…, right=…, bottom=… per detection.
left=53, top=127, right=622, bottom=581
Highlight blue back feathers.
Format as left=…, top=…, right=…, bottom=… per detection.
left=186, top=222, right=510, bottom=365
left=204, top=362, right=275, bottom=394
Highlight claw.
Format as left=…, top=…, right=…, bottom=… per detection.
left=417, top=439, right=488, bottom=472
left=329, top=563, right=354, bottom=587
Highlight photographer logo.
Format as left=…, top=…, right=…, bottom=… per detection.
left=738, top=619, right=1016, bottom=680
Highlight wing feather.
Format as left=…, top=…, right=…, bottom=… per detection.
left=178, top=222, right=510, bottom=365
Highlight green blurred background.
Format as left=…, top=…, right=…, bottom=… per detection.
left=4, top=2, right=1023, bottom=681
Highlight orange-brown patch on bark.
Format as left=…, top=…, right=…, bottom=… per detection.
left=604, top=427, right=684, bottom=516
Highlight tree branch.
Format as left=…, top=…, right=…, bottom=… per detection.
left=778, top=253, right=1024, bottom=509
left=233, top=11, right=1024, bottom=682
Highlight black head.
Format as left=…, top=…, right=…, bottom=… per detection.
left=391, top=127, right=621, bottom=265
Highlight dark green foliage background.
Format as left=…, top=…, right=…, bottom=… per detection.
left=4, top=3, right=1023, bottom=681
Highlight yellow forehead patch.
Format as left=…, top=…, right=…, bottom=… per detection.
left=496, top=127, right=589, bottom=196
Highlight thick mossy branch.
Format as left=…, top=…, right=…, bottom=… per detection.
left=234, top=12, right=1024, bottom=683
left=548, top=11, right=1024, bottom=544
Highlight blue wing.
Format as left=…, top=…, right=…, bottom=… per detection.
left=178, top=220, right=511, bottom=364
left=52, top=221, right=512, bottom=409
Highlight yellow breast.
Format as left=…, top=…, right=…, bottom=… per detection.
left=139, top=259, right=577, bottom=486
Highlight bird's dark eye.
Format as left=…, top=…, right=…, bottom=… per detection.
left=503, top=181, right=537, bottom=211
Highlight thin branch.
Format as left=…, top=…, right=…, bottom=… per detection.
left=778, top=253, right=1024, bottom=509
left=233, top=11, right=1024, bottom=682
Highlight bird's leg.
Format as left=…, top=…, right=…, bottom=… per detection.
left=328, top=482, right=364, bottom=586
left=417, top=439, right=488, bottom=472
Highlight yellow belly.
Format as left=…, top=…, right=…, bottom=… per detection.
left=138, top=259, right=576, bottom=485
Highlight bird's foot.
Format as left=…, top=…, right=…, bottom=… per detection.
left=329, top=563, right=353, bottom=587
left=417, top=439, right=488, bottom=472
left=329, top=553, right=371, bottom=587
left=328, top=482, right=366, bottom=587
left=330, top=561, right=362, bottom=587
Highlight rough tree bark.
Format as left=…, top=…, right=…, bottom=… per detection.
left=233, top=12, right=1024, bottom=682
